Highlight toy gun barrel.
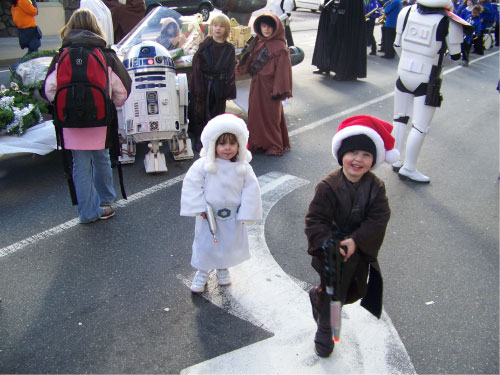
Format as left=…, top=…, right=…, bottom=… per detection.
left=322, top=237, right=343, bottom=342
left=330, top=300, right=342, bottom=342
left=205, top=204, right=218, bottom=243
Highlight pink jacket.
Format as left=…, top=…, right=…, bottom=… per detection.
left=44, top=30, right=131, bottom=150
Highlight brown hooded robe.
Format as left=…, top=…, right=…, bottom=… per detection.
left=305, top=169, right=390, bottom=318
left=102, top=0, right=145, bottom=43
left=237, top=13, right=293, bottom=156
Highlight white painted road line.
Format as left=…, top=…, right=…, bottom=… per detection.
left=180, top=172, right=416, bottom=374
left=0, top=173, right=186, bottom=258
left=2, top=52, right=496, bottom=258
left=289, top=51, right=499, bottom=138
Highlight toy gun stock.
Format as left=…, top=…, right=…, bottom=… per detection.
left=323, top=238, right=343, bottom=342
left=205, top=204, right=218, bottom=243
left=236, top=35, right=258, bottom=65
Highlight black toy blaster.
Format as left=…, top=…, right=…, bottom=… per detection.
left=425, top=65, right=443, bottom=107
left=236, top=35, right=258, bottom=65
left=322, top=238, right=344, bottom=342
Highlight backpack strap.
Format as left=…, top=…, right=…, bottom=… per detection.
left=108, top=106, right=127, bottom=200
left=55, top=125, right=78, bottom=205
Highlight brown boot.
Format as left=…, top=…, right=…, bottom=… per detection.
left=309, top=286, right=334, bottom=357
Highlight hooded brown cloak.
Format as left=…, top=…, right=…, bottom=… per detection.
left=237, top=13, right=293, bottom=156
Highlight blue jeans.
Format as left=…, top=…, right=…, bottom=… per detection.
left=72, top=149, right=116, bottom=223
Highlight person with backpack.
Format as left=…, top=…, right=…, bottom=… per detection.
left=44, top=8, right=131, bottom=224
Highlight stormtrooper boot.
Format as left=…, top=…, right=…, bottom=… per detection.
left=399, top=128, right=430, bottom=183
left=391, top=121, right=407, bottom=172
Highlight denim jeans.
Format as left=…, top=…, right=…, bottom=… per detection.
left=72, top=149, right=116, bottom=223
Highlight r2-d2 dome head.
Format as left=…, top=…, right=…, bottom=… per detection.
left=417, top=0, right=453, bottom=9
left=122, top=41, right=175, bottom=75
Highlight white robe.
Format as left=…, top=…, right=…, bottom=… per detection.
left=80, top=0, right=114, bottom=46
left=180, top=157, right=262, bottom=271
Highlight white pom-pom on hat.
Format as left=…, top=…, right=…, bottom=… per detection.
left=200, top=113, right=252, bottom=175
left=332, top=115, right=400, bottom=169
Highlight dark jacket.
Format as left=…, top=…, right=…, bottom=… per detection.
left=305, top=168, right=390, bottom=318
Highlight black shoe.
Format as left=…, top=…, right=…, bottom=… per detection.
left=333, top=74, right=356, bottom=81
left=313, top=69, right=330, bottom=75
left=380, top=54, right=394, bottom=59
left=369, top=50, right=377, bottom=56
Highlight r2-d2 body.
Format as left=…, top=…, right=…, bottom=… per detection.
left=122, top=41, right=193, bottom=173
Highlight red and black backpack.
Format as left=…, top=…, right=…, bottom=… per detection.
left=52, top=45, right=127, bottom=205
left=53, top=45, right=112, bottom=129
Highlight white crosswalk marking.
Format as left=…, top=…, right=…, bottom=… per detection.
left=180, top=172, right=416, bottom=374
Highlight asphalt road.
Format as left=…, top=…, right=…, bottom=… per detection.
left=0, top=9, right=499, bottom=374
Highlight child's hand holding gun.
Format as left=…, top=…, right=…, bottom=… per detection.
left=339, top=238, right=356, bottom=261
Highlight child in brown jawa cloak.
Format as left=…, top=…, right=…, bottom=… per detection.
left=236, top=13, right=292, bottom=156
left=189, top=13, right=236, bottom=152
left=305, top=115, right=399, bottom=357
left=156, top=17, right=186, bottom=50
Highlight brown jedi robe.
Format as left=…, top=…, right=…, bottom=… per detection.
left=102, top=0, right=145, bottom=43
left=236, top=13, right=292, bottom=156
left=189, top=37, right=236, bottom=139
left=305, top=168, right=390, bottom=318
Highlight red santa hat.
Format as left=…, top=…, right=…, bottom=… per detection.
left=200, top=113, right=252, bottom=175
left=331, top=115, right=400, bottom=169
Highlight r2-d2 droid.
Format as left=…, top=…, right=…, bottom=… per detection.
left=122, top=41, right=193, bottom=173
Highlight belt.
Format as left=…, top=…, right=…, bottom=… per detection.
left=212, top=205, right=240, bottom=221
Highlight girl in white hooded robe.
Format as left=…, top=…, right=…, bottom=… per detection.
left=180, top=114, right=262, bottom=293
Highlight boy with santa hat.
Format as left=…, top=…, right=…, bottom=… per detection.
left=304, top=115, right=399, bottom=357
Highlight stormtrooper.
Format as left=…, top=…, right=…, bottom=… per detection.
left=391, top=0, right=470, bottom=182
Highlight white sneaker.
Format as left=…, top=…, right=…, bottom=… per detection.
left=190, top=271, right=208, bottom=294
left=398, top=167, right=430, bottom=183
left=217, top=269, right=231, bottom=286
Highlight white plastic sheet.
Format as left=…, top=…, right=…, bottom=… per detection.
left=0, top=121, right=57, bottom=158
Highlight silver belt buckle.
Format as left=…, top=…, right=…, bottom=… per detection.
left=217, top=208, right=232, bottom=220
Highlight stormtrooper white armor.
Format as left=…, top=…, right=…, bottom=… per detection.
left=392, top=0, right=465, bottom=182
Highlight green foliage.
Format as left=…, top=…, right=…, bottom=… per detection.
left=1, top=50, right=57, bottom=136
left=0, top=108, right=14, bottom=131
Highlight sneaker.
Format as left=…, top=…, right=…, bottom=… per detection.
left=99, top=206, right=115, bottom=220
left=216, top=269, right=231, bottom=286
left=190, top=271, right=208, bottom=293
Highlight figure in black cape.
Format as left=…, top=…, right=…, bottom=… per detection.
left=312, top=0, right=367, bottom=81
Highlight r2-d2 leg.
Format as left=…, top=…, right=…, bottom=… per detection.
left=144, top=140, right=168, bottom=173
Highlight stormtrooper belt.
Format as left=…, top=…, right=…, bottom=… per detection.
left=212, top=205, right=240, bottom=221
